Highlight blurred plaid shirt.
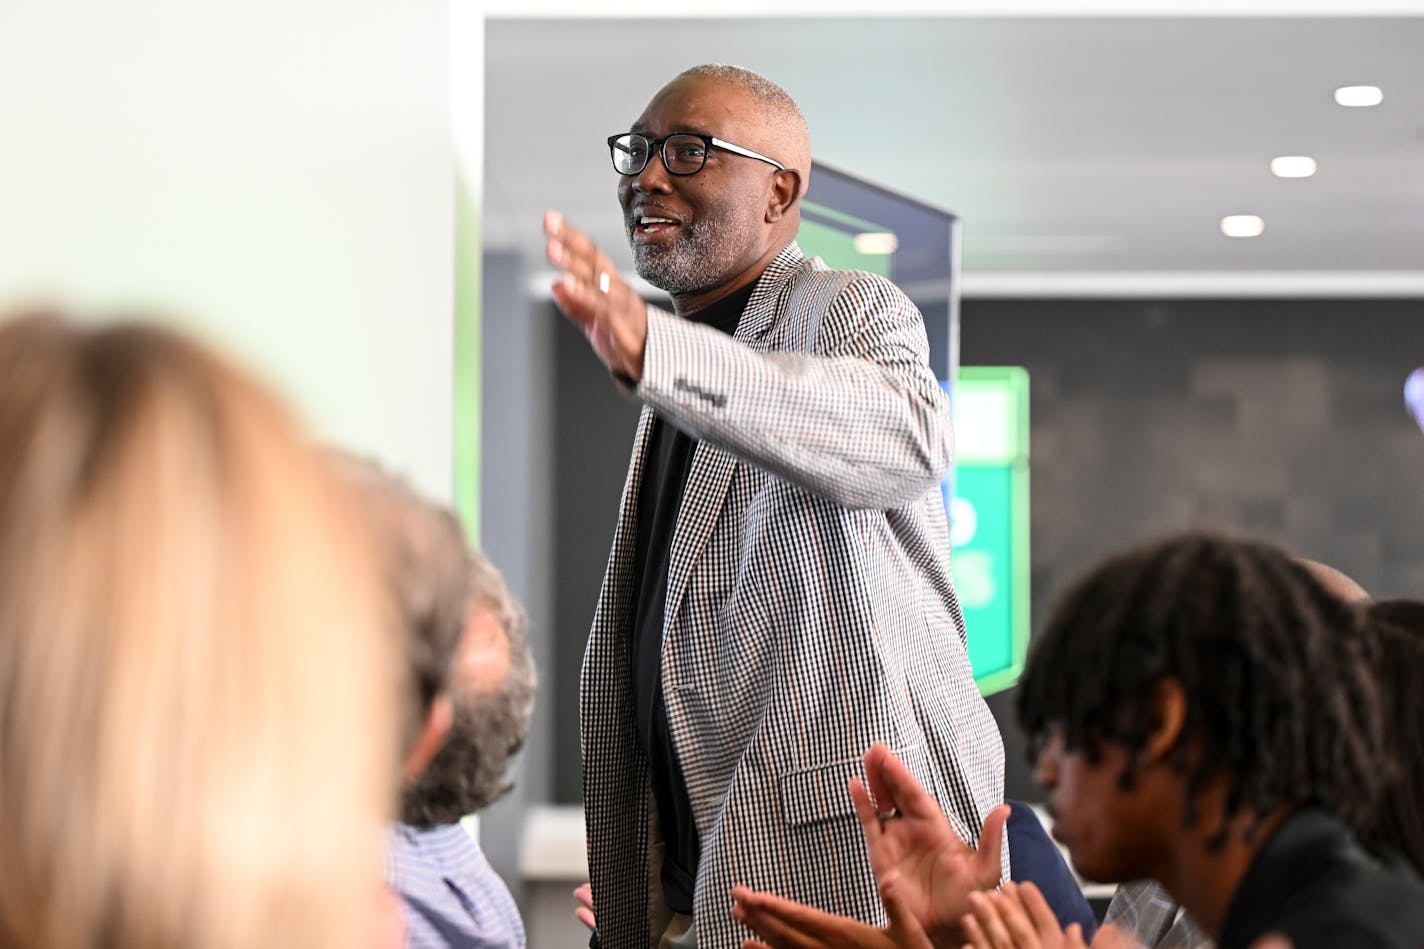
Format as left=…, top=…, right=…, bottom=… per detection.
left=1106, top=880, right=1213, bottom=949
left=385, top=821, right=525, bottom=949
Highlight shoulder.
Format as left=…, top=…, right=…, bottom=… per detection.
left=787, top=259, right=912, bottom=310
left=779, top=260, right=920, bottom=347
left=1273, top=837, right=1424, bottom=948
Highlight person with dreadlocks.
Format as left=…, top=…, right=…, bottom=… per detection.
left=955, top=531, right=1424, bottom=949
left=1102, top=555, right=1372, bottom=949
left=732, top=532, right=1424, bottom=949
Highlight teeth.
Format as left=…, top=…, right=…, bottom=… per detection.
left=640, top=216, right=675, bottom=226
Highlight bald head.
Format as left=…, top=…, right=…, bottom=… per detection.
left=1299, top=558, right=1369, bottom=604
left=666, top=64, right=811, bottom=197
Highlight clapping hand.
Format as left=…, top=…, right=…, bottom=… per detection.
left=732, top=872, right=935, bottom=949
left=853, top=743, right=1010, bottom=946
left=962, top=882, right=1139, bottom=949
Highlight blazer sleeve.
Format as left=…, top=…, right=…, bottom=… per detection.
left=635, top=271, right=952, bottom=510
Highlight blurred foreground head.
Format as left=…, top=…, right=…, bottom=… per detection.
left=0, top=312, right=402, bottom=948
left=401, top=551, right=536, bottom=827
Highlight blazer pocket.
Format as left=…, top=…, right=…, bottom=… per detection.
left=778, top=745, right=932, bottom=829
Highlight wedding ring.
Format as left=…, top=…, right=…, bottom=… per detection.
left=877, top=807, right=899, bottom=821
left=598, top=272, right=610, bottom=294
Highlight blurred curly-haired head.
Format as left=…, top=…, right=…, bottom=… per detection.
left=1018, top=530, right=1385, bottom=843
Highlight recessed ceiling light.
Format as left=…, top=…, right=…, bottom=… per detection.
left=1221, top=215, right=1265, bottom=238
left=1270, top=156, right=1317, bottom=178
left=1334, top=85, right=1383, bottom=107
left=853, top=232, right=899, bottom=255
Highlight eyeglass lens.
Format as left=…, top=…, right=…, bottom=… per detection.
left=610, top=134, right=708, bottom=176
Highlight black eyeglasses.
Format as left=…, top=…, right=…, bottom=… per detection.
left=607, top=132, right=785, bottom=177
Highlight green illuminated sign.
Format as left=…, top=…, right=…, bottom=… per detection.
left=950, top=367, right=1030, bottom=695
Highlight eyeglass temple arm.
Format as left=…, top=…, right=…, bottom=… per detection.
left=708, top=137, right=784, bottom=170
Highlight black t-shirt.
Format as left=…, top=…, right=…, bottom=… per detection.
left=1218, top=807, right=1424, bottom=949
left=629, top=282, right=754, bottom=915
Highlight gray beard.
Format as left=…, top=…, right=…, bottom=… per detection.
left=629, top=210, right=762, bottom=296
left=398, top=674, right=534, bottom=829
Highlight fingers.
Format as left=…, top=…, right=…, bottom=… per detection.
left=1012, top=882, right=1060, bottom=936
left=964, top=891, right=1019, bottom=949
left=545, top=209, right=613, bottom=308
left=871, top=748, right=944, bottom=823
left=879, top=873, right=936, bottom=949
left=572, top=882, right=596, bottom=932
left=1090, top=924, right=1144, bottom=949
left=861, top=743, right=897, bottom=815
left=995, top=884, right=1049, bottom=944
left=545, top=210, right=615, bottom=287
left=572, top=877, right=595, bottom=929
left=961, top=910, right=995, bottom=949
left=544, top=209, right=648, bottom=382
left=849, top=777, right=885, bottom=848
left=731, top=888, right=818, bottom=949
left=732, top=887, right=895, bottom=949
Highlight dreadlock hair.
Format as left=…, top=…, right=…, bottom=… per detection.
left=1017, top=531, right=1385, bottom=847
left=1362, top=598, right=1424, bottom=874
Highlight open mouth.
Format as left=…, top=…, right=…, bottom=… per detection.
left=633, top=213, right=682, bottom=242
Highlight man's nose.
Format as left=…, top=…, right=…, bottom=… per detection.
left=632, top=152, right=673, bottom=192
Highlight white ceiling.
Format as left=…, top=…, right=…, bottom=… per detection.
left=481, top=14, right=1424, bottom=296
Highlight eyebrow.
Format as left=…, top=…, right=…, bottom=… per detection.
left=628, top=125, right=717, bottom=139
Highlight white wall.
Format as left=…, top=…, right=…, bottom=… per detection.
left=0, top=0, right=453, bottom=498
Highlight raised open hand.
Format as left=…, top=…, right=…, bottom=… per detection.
left=852, top=743, right=1010, bottom=946
left=544, top=210, right=647, bottom=384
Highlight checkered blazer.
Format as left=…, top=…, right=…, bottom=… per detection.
left=580, top=242, right=1007, bottom=949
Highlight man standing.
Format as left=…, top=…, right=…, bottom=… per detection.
left=545, top=65, right=1006, bottom=949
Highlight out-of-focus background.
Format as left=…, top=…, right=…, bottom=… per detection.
left=5, top=0, right=1422, bottom=942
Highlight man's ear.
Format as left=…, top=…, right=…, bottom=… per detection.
left=765, top=168, right=802, bottom=223
left=1142, top=678, right=1187, bottom=764
left=400, top=692, right=453, bottom=782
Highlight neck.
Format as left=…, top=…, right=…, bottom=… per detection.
left=1150, top=793, right=1292, bottom=937
left=670, top=272, right=760, bottom=318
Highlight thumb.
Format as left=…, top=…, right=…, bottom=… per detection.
left=880, top=872, right=935, bottom=949
left=976, top=804, right=1012, bottom=883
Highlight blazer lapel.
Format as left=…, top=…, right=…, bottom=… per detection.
left=658, top=245, right=803, bottom=654
left=661, top=439, right=737, bottom=657
left=732, top=241, right=806, bottom=348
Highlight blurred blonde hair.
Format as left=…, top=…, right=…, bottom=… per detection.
left=0, top=313, right=402, bottom=949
